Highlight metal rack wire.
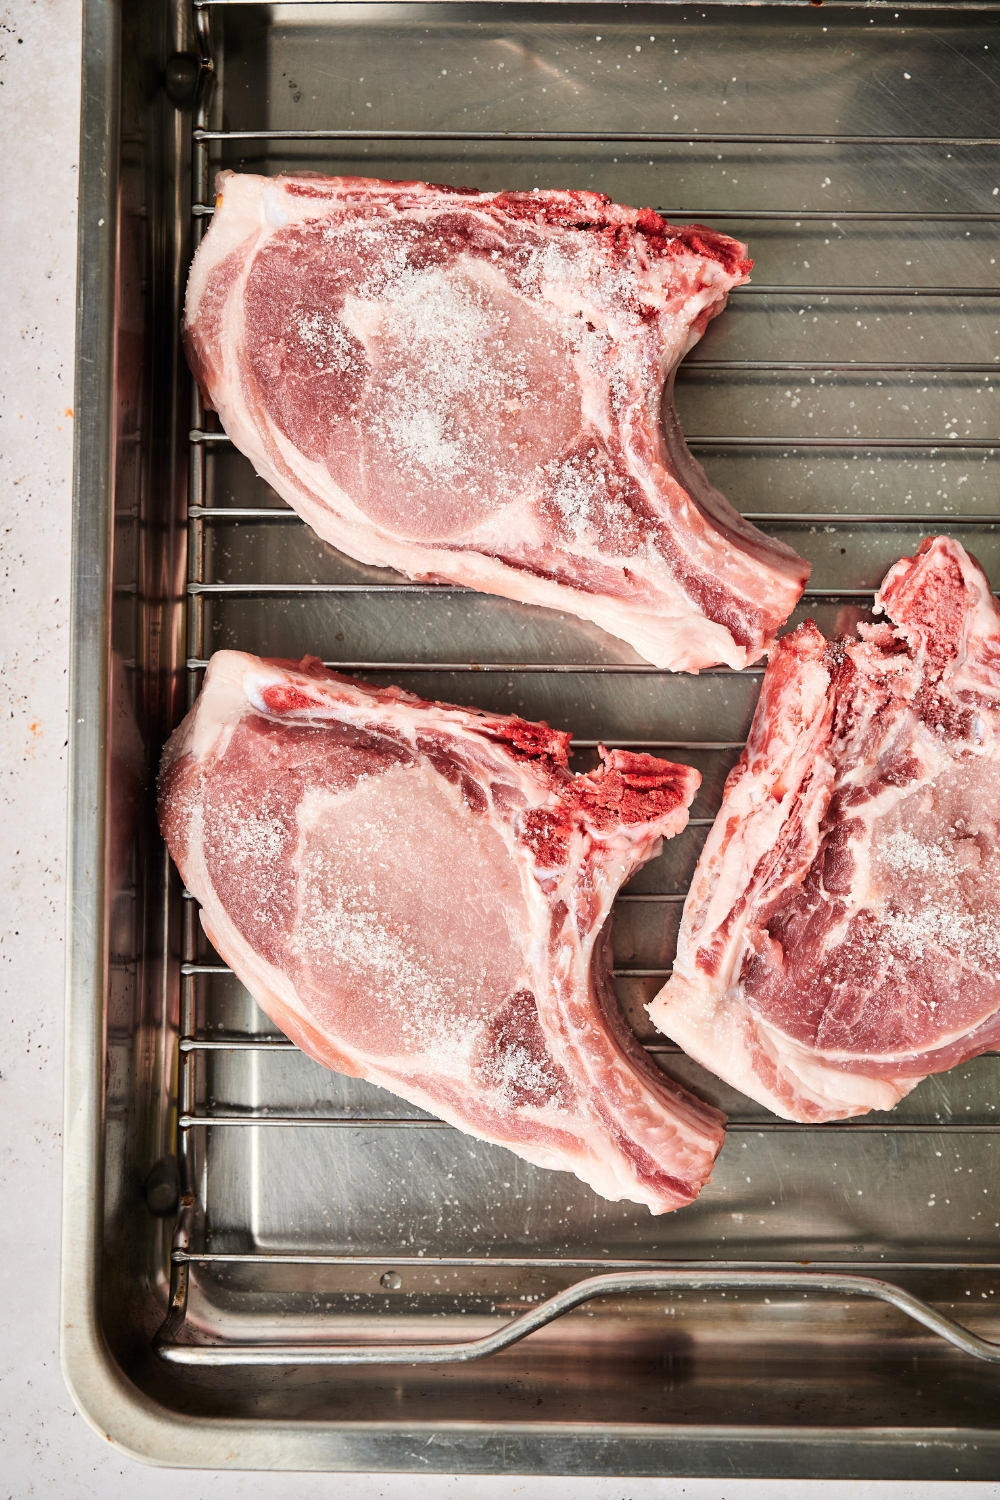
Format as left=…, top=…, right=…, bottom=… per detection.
left=158, top=0, right=1000, bottom=1367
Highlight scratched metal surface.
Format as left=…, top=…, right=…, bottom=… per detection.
left=69, top=0, right=1000, bottom=1476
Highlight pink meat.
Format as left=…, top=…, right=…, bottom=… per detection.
left=648, top=536, right=1000, bottom=1122
left=183, top=173, right=808, bottom=672
left=160, top=652, right=725, bottom=1212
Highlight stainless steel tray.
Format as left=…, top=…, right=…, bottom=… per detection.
left=63, top=0, right=1000, bottom=1476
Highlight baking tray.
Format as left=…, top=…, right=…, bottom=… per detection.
left=62, top=0, right=1000, bottom=1476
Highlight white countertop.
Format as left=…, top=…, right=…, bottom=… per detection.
left=1, top=3, right=997, bottom=1495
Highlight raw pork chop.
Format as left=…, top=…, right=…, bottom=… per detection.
left=159, top=651, right=725, bottom=1212
left=648, top=536, right=1000, bottom=1122
left=184, top=173, right=808, bottom=672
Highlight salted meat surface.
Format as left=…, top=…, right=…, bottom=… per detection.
left=184, top=173, right=808, bottom=672
left=159, top=651, right=724, bottom=1212
left=648, top=536, right=1000, bottom=1122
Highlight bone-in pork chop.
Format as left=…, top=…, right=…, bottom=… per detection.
left=159, top=652, right=725, bottom=1212
left=184, top=173, right=808, bottom=672
left=648, top=536, right=1000, bottom=1122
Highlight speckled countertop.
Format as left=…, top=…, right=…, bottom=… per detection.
left=0, top=3, right=996, bottom=1496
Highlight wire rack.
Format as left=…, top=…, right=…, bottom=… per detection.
left=157, top=0, right=1000, bottom=1367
